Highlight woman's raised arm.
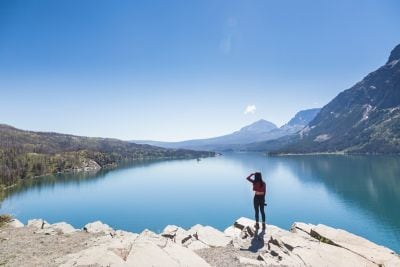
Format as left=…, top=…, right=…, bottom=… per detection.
left=246, top=173, right=255, bottom=183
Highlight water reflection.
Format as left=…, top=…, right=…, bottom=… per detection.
left=0, top=153, right=399, bottom=252
left=278, top=155, right=400, bottom=230
left=233, top=153, right=400, bottom=250
left=0, top=159, right=179, bottom=203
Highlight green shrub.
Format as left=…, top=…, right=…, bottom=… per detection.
left=0, top=214, right=13, bottom=228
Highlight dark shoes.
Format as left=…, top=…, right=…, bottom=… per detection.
left=255, top=222, right=266, bottom=230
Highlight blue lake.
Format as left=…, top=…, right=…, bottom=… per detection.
left=1, top=153, right=399, bottom=252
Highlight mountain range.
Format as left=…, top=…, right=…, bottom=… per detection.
left=134, top=108, right=321, bottom=151
left=136, top=44, right=400, bottom=154
left=2, top=43, right=399, bottom=189
left=261, top=43, right=400, bottom=154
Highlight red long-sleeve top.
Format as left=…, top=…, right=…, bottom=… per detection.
left=247, top=175, right=266, bottom=195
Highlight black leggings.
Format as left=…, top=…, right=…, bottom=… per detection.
left=253, top=195, right=265, bottom=223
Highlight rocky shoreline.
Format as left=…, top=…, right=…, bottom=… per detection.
left=0, top=217, right=399, bottom=267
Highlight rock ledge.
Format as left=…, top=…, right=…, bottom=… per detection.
left=0, top=217, right=398, bottom=267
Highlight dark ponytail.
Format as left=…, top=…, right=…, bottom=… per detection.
left=254, top=172, right=263, bottom=185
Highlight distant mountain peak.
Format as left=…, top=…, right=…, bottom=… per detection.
left=387, top=43, right=400, bottom=63
left=286, top=108, right=321, bottom=127
left=239, top=119, right=277, bottom=133
left=134, top=110, right=321, bottom=151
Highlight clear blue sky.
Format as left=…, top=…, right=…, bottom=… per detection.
left=1, top=0, right=399, bottom=141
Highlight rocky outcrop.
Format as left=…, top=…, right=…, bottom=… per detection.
left=194, top=226, right=232, bottom=247
left=1, top=217, right=399, bottom=266
left=297, top=223, right=400, bottom=266
left=197, top=218, right=399, bottom=267
left=76, top=159, right=101, bottom=172
left=7, top=218, right=24, bottom=228
left=49, top=222, right=77, bottom=235
left=83, top=221, right=114, bottom=235
left=27, top=218, right=50, bottom=229
left=26, top=219, right=78, bottom=235
left=58, top=227, right=211, bottom=267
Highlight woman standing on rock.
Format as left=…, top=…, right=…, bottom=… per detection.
left=246, top=172, right=266, bottom=229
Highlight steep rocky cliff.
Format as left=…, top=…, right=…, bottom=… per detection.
left=275, top=44, right=400, bottom=154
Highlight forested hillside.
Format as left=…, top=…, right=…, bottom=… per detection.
left=0, top=124, right=214, bottom=186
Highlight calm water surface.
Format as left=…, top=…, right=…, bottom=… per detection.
left=1, top=153, right=399, bottom=252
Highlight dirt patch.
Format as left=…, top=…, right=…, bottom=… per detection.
left=0, top=226, right=97, bottom=267
left=195, top=243, right=265, bottom=267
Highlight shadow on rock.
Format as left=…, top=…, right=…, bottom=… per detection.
left=240, top=228, right=265, bottom=253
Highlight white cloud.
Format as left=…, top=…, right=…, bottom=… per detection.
left=244, top=105, right=256, bottom=115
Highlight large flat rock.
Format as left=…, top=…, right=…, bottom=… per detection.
left=136, top=229, right=168, bottom=247
left=194, top=226, right=231, bottom=247
left=186, top=240, right=210, bottom=251
left=291, top=222, right=315, bottom=235
left=126, top=238, right=211, bottom=267
left=57, top=230, right=139, bottom=266
left=59, top=244, right=126, bottom=267
left=311, top=224, right=400, bottom=266
left=163, top=241, right=211, bottom=267
left=223, top=226, right=242, bottom=238
left=278, top=233, right=376, bottom=267
left=126, top=242, right=181, bottom=267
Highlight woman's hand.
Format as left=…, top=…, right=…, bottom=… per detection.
left=246, top=173, right=255, bottom=181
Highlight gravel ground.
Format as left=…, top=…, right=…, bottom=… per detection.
left=195, top=239, right=267, bottom=267
left=0, top=226, right=97, bottom=267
